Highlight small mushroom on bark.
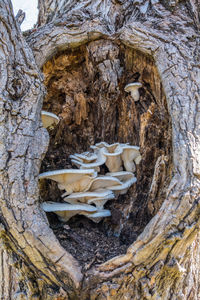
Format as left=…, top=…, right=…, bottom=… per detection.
left=124, top=82, right=142, bottom=101
left=121, top=145, right=141, bottom=172
left=106, top=171, right=137, bottom=194
left=39, top=169, right=97, bottom=194
left=41, top=201, right=97, bottom=222
left=63, top=189, right=115, bottom=209
left=41, top=111, right=60, bottom=128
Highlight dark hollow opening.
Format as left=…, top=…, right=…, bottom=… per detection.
left=40, top=40, right=172, bottom=269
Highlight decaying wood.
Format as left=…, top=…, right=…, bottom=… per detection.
left=0, top=0, right=200, bottom=298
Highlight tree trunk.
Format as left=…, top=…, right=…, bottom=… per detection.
left=0, top=0, right=200, bottom=299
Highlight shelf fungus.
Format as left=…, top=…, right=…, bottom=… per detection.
left=124, top=82, right=142, bottom=102
left=39, top=169, right=97, bottom=194
left=41, top=111, right=60, bottom=128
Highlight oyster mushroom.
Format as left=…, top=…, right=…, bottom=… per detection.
left=106, top=171, right=137, bottom=194
left=124, top=82, right=142, bottom=101
left=83, top=209, right=111, bottom=223
left=102, top=145, right=123, bottom=172
left=121, top=145, right=141, bottom=172
left=70, top=148, right=106, bottom=172
left=39, top=169, right=97, bottom=194
left=88, top=176, right=122, bottom=191
left=63, top=189, right=115, bottom=209
left=70, top=152, right=97, bottom=163
left=41, top=111, right=60, bottom=128
left=41, top=201, right=97, bottom=222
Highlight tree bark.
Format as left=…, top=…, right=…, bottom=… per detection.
left=0, top=0, right=200, bottom=299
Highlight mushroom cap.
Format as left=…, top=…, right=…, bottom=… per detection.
left=70, top=148, right=106, bottom=171
left=121, top=146, right=141, bottom=171
left=39, top=169, right=97, bottom=185
left=63, top=189, right=114, bottom=201
left=41, top=111, right=60, bottom=128
left=106, top=171, right=137, bottom=194
left=41, top=201, right=97, bottom=212
left=91, top=142, right=120, bottom=153
left=83, top=209, right=111, bottom=223
left=63, top=189, right=115, bottom=208
left=69, top=152, right=97, bottom=163
left=124, top=82, right=142, bottom=92
left=88, top=176, right=122, bottom=191
left=102, top=146, right=122, bottom=156
left=41, top=201, right=97, bottom=222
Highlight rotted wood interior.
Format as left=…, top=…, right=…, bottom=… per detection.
left=40, top=39, right=172, bottom=268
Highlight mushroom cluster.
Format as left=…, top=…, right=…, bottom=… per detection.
left=40, top=142, right=141, bottom=223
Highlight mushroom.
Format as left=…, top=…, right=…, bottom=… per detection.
left=83, top=209, right=111, bottom=223
left=63, top=189, right=115, bottom=209
left=87, top=176, right=122, bottom=191
left=124, top=82, right=142, bottom=101
left=90, top=142, right=109, bottom=151
left=102, top=145, right=123, bottom=172
left=41, top=201, right=97, bottom=222
left=41, top=111, right=60, bottom=128
left=121, top=145, right=141, bottom=172
left=106, top=171, right=137, bottom=194
left=70, top=148, right=106, bottom=172
left=39, top=169, right=97, bottom=194
left=70, top=152, right=97, bottom=163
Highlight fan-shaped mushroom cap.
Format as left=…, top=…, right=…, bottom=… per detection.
left=39, top=169, right=97, bottom=194
left=41, top=111, right=60, bottom=128
left=91, top=142, right=120, bottom=152
left=124, top=82, right=142, bottom=102
left=83, top=209, right=111, bottom=223
left=102, top=145, right=123, bottom=172
left=69, top=152, right=97, bottom=163
left=90, top=142, right=109, bottom=151
left=88, top=176, right=122, bottom=191
left=41, top=201, right=97, bottom=222
left=63, top=189, right=115, bottom=209
left=106, top=171, right=137, bottom=194
left=70, top=148, right=106, bottom=172
left=121, top=145, right=141, bottom=172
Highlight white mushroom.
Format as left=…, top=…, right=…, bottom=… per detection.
left=83, top=209, right=111, bottom=223
left=102, top=145, right=123, bottom=172
left=63, top=189, right=115, bottom=209
left=39, top=169, right=97, bottom=194
left=70, top=152, right=97, bottom=163
left=124, top=82, right=142, bottom=101
left=88, top=176, right=122, bottom=191
left=121, top=145, right=141, bottom=172
left=41, top=111, right=60, bottom=128
left=41, top=201, right=97, bottom=222
left=106, top=171, right=137, bottom=194
left=90, top=142, right=109, bottom=151
left=70, top=148, right=106, bottom=172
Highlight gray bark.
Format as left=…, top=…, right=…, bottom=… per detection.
left=0, top=0, right=200, bottom=299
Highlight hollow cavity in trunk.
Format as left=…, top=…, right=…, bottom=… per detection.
left=40, top=40, right=172, bottom=268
